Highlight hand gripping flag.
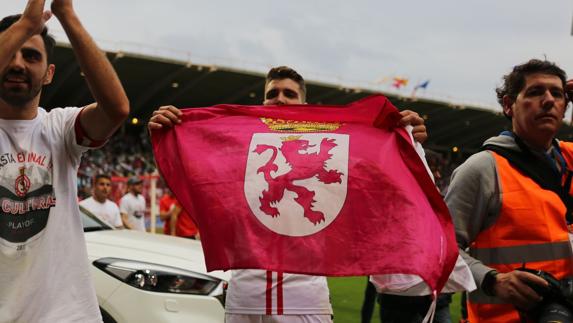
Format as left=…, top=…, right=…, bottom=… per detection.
left=151, top=94, right=458, bottom=293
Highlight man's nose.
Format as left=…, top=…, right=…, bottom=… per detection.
left=541, top=90, right=557, bottom=109
left=275, top=92, right=287, bottom=105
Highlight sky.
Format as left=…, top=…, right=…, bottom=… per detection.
left=2, top=0, right=573, bottom=110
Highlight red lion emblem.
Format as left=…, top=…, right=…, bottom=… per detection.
left=253, top=136, right=343, bottom=225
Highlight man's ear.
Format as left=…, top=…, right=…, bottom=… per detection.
left=502, top=95, right=514, bottom=118
left=43, top=64, right=55, bottom=85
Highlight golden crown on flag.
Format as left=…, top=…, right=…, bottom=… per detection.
left=260, top=118, right=341, bottom=133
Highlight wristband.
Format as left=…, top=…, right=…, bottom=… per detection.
left=482, top=270, right=499, bottom=297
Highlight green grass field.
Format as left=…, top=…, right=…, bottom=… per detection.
left=328, top=277, right=462, bottom=323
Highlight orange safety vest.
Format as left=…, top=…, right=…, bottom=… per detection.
left=467, top=142, right=573, bottom=323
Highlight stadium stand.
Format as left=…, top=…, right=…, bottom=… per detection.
left=40, top=43, right=573, bottom=196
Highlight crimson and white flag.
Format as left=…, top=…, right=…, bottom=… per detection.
left=151, top=95, right=457, bottom=292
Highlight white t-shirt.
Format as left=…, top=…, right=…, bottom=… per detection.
left=0, top=108, right=101, bottom=323
left=119, top=192, right=146, bottom=231
left=80, top=196, right=122, bottom=227
left=226, top=270, right=332, bottom=315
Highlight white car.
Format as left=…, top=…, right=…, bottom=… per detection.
left=80, top=206, right=228, bottom=323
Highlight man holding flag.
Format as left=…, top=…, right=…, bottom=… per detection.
left=149, top=66, right=450, bottom=323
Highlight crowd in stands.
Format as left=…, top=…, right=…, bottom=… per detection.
left=77, top=129, right=156, bottom=199
left=424, top=149, right=463, bottom=194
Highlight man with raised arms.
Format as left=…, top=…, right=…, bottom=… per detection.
left=149, top=66, right=427, bottom=323
left=0, top=0, right=129, bottom=321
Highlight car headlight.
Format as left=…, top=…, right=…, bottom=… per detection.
left=93, top=257, right=222, bottom=296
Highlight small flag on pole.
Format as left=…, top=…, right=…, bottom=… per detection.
left=392, top=77, right=409, bottom=89
left=414, top=80, right=431, bottom=91
left=411, top=80, right=431, bottom=98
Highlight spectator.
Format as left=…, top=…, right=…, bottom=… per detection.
left=120, top=176, right=146, bottom=231
left=80, top=174, right=123, bottom=228
left=159, top=188, right=199, bottom=238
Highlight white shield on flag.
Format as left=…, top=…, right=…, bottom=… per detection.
left=244, top=133, right=349, bottom=237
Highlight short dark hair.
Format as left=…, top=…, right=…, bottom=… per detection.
left=0, top=14, right=56, bottom=64
left=266, top=66, right=307, bottom=102
left=94, top=174, right=112, bottom=183
left=496, top=59, right=567, bottom=112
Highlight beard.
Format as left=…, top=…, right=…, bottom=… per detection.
left=0, top=70, right=44, bottom=107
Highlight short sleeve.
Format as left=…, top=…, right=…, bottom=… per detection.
left=119, top=196, right=129, bottom=214
left=44, top=107, right=88, bottom=167
left=111, top=203, right=123, bottom=227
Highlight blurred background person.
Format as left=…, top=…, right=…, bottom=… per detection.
left=159, top=188, right=199, bottom=239
left=80, top=174, right=123, bottom=228
left=120, top=176, right=146, bottom=231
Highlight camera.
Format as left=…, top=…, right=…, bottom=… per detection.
left=517, top=268, right=573, bottom=323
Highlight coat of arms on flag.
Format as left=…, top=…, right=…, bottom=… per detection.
left=245, top=133, right=349, bottom=236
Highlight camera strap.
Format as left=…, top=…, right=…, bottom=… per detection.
left=482, top=135, right=573, bottom=225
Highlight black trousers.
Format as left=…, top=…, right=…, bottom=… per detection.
left=361, top=279, right=382, bottom=323
left=378, top=293, right=452, bottom=323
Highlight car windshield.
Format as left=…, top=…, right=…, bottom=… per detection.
left=80, top=205, right=114, bottom=232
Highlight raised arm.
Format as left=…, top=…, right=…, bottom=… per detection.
left=0, top=0, right=51, bottom=72
left=51, top=0, right=129, bottom=143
